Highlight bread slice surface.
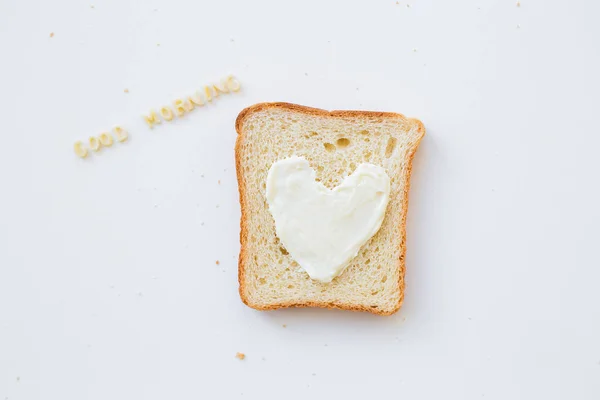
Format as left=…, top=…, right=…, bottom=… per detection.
left=235, top=103, right=424, bottom=315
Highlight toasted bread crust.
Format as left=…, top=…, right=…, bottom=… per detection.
left=235, top=102, right=425, bottom=315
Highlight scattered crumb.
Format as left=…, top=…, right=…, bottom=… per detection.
left=236, top=352, right=245, bottom=360
left=218, top=180, right=221, bottom=185
left=49, top=32, right=54, bottom=38
left=516, top=1, right=520, bottom=6
left=396, top=1, right=399, bottom=4
left=124, top=88, right=129, bottom=93
left=413, top=48, right=418, bottom=52
left=216, top=260, right=220, bottom=265
left=90, top=5, right=94, bottom=8
left=282, top=324, right=287, bottom=328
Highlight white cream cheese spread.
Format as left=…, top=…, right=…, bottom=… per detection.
left=265, top=156, right=390, bottom=283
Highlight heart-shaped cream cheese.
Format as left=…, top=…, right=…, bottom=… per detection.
left=266, top=156, right=390, bottom=283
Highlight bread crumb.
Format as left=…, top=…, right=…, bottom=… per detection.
left=124, top=88, right=129, bottom=93
left=516, top=1, right=520, bottom=6
left=236, top=352, right=245, bottom=360
left=218, top=180, right=221, bottom=185
left=49, top=32, right=54, bottom=38
left=216, top=260, right=220, bottom=265
left=282, top=324, right=287, bottom=328
left=90, top=5, right=94, bottom=8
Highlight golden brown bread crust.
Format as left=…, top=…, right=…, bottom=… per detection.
left=235, top=102, right=425, bottom=316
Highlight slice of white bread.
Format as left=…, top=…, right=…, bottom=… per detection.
left=235, top=103, right=425, bottom=315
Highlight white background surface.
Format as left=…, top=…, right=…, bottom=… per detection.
left=1, top=0, right=599, bottom=399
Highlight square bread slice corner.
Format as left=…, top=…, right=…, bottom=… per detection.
left=235, top=103, right=424, bottom=315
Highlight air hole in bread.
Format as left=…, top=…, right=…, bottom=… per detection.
left=287, top=285, right=294, bottom=289
left=336, top=138, right=350, bottom=148
left=381, top=276, right=387, bottom=283
left=359, top=130, right=369, bottom=135
left=371, top=291, right=379, bottom=296
left=324, top=143, right=336, bottom=152
left=259, top=277, right=266, bottom=285
left=364, top=151, right=372, bottom=161
left=279, top=246, right=289, bottom=255
left=385, top=137, right=397, bottom=158
left=309, top=131, right=318, bottom=137
left=365, top=258, right=371, bottom=264
left=350, top=162, right=356, bottom=171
